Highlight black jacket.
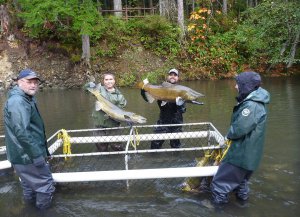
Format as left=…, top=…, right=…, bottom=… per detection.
left=156, top=100, right=186, bottom=124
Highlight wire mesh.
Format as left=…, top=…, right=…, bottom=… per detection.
left=0, top=123, right=224, bottom=191
left=49, top=123, right=224, bottom=173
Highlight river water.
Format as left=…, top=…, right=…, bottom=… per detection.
left=0, top=75, right=299, bottom=216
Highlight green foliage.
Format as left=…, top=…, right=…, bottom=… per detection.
left=7, top=0, right=299, bottom=81
left=141, top=69, right=167, bottom=84
left=232, top=24, right=267, bottom=66
left=118, top=72, right=136, bottom=87
left=143, top=71, right=159, bottom=84
left=186, top=7, right=242, bottom=74
left=94, top=44, right=117, bottom=58
left=186, top=0, right=300, bottom=74
left=128, top=15, right=181, bottom=56
left=98, top=16, right=129, bottom=43
left=70, top=54, right=81, bottom=64
left=92, top=17, right=130, bottom=58
left=17, top=0, right=102, bottom=42
left=236, top=0, right=300, bottom=67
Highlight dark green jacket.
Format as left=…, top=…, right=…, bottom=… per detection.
left=223, top=87, right=270, bottom=171
left=91, top=85, right=127, bottom=128
left=4, top=86, right=48, bottom=165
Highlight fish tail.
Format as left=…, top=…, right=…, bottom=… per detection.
left=135, top=81, right=144, bottom=89
left=190, top=89, right=204, bottom=98
left=135, top=80, right=149, bottom=90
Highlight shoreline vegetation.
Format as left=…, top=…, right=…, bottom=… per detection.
left=0, top=0, right=299, bottom=89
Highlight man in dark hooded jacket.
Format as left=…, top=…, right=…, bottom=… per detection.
left=211, top=71, right=270, bottom=204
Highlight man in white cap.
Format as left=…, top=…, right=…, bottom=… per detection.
left=4, top=69, right=55, bottom=209
left=150, top=68, right=186, bottom=149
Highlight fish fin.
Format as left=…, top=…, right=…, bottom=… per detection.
left=140, top=89, right=148, bottom=102
left=95, top=101, right=102, bottom=111
left=124, top=115, right=131, bottom=121
left=145, top=92, right=155, bottom=103
left=141, top=89, right=155, bottom=103
left=191, top=100, right=204, bottom=105
left=161, top=101, right=167, bottom=106
left=161, top=82, right=173, bottom=87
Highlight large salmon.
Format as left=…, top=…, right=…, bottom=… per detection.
left=137, top=79, right=204, bottom=105
left=87, top=88, right=147, bottom=124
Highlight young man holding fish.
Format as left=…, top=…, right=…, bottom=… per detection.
left=143, top=68, right=187, bottom=149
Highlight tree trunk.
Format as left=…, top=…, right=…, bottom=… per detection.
left=247, top=0, right=255, bottom=8
left=222, top=0, right=227, bottom=15
left=192, top=0, right=195, bottom=12
left=159, top=0, right=166, bottom=16
left=81, top=34, right=91, bottom=68
left=159, top=0, right=177, bottom=21
left=0, top=5, right=9, bottom=34
left=177, top=0, right=185, bottom=37
left=113, top=0, right=122, bottom=18
left=287, top=30, right=300, bottom=68
left=149, top=0, right=153, bottom=8
left=96, top=0, right=102, bottom=14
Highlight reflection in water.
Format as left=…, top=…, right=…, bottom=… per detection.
left=0, top=76, right=300, bottom=216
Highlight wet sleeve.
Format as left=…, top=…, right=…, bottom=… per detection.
left=118, top=93, right=127, bottom=108
left=7, top=98, right=42, bottom=159
left=177, top=102, right=186, bottom=113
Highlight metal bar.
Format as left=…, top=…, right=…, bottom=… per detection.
left=52, top=166, right=219, bottom=183
left=68, top=131, right=214, bottom=143
left=0, top=146, right=6, bottom=154
left=0, top=160, right=11, bottom=170
left=51, top=145, right=222, bottom=158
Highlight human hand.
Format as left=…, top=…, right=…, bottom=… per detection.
left=88, top=82, right=96, bottom=88
left=176, top=97, right=185, bottom=106
left=33, top=156, right=45, bottom=167
left=46, top=155, right=53, bottom=161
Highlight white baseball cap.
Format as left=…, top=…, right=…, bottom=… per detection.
left=168, top=68, right=179, bottom=76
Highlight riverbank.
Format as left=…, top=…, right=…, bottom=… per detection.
left=0, top=36, right=299, bottom=90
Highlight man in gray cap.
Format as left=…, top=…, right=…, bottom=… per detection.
left=211, top=71, right=270, bottom=205
left=4, top=69, right=55, bottom=209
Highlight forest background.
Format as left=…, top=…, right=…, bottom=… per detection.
left=0, top=0, right=299, bottom=89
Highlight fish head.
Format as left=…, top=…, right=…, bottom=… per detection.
left=124, top=114, right=147, bottom=124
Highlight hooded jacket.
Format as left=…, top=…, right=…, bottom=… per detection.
left=4, top=86, right=48, bottom=165
left=223, top=72, right=270, bottom=171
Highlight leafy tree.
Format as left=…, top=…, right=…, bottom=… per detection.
left=17, top=0, right=103, bottom=65
left=237, top=0, right=300, bottom=69
left=129, top=15, right=181, bottom=56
